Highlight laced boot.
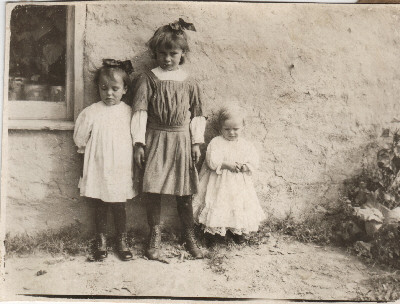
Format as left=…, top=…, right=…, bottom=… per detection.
left=94, top=233, right=108, bottom=261
left=116, top=233, right=133, bottom=261
left=145, top=225, right=162, bottom=260
left=182, top=227, right=204, bottom=259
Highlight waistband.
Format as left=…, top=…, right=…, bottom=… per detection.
left=147, top=122, right=189, bottom=132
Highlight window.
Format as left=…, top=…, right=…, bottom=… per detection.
left=6, top=4, right=84, bottom=130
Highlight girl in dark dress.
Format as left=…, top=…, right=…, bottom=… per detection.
left=131, top=19, right=205, bottom=260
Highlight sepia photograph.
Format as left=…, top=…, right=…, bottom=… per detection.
left=1, top=0, right=400, bottom=301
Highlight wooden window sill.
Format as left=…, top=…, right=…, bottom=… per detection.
left=7, top=119, right=74, bottom=131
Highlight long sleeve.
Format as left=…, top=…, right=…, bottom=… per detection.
left=131, top=110, right=147, bottom=144
left=190, top=116, right=206, bottom=144
left=73, top=108, right=93, bottom=153
left=205, top=138, right=224, bottom=174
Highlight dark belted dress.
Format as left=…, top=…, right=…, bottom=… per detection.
left=132, top=70, right=204, bottom=196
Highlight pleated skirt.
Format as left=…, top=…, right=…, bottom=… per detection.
left=142, top=124, right=199, bottom=196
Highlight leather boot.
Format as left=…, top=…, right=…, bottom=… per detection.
left=182, top=227, right=203, bottom=259
left=145, top=225, right=162, bottom=260
left=177, top=196, right=204, bottom=259
left=94, top=233, right=108, bottom=261
left=116, top=233, right=133, bottom=261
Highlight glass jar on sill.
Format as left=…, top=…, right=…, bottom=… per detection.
left=24, top=84, right=50, bottom=101
left=9, top=76, right=28, bottom=100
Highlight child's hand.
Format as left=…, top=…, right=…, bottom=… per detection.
left=221, top=162, right=240, bottom=173
left=191, top=144, right=201, bottom=164
left=240, top=164, right=250, bottom=172
left=134, top=144, right=145, bottom=169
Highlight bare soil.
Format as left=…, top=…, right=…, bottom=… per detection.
left=2, top=233, right=388, bottom=301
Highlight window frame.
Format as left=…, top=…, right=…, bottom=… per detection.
left=6, top=3, right=85, bottom=130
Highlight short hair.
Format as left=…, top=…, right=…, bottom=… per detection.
left=147, top=25, right=190, bottom=65
left=209, top=105, right=246, bottom=136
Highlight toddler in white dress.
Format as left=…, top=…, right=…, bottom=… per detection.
left=193, top=106, right=266, bottom=244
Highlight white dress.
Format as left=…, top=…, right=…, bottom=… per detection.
left=73, top=101, right=138, bottom=202
left=193, top=136, right=266, bottom=236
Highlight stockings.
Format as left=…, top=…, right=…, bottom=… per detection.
left=93, top=199, right=127, bottom=234
left=176, top=195, right=194, bottom=228
left=145, top=193, right=194, bottom=228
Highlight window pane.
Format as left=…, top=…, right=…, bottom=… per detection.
left=8, top=5, right=67, bottom=102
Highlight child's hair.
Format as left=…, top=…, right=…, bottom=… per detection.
left=216, top=105, right=246, bottom=130
left=147, top=19, right=196, bottom=65
left=94, top=59, right=133, bottom=102
left=94, top=59, right=133, bottom=88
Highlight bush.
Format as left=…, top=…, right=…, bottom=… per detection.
left=371, top=223, right=400, bottom=269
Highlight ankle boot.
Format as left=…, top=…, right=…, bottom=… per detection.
left=94, top=233, right=108, bottom=261
left=182, top=227, right=204, bottom=259
left=176, top=196, right=204, bottom=259
left=145, top=225, right=162, bottom=260
left=116, top=233, right=133, bottom=261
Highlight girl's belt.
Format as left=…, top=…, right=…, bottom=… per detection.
left=147, top=122, right=189, bottom=132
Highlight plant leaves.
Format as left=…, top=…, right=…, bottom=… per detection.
left=377, top=149, right=393, bottom=170
left=382, top=128, right=391, bottom=137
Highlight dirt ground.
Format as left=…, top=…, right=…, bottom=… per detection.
left=2, top=233, right=390, bottom=302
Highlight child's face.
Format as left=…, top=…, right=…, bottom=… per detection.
left=221, top=117, right=244, bottom=141
left=98, top=72, right=127, bottom=106
left=156, top=46, right=184, bottom=71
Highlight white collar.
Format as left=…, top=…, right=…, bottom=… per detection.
left=151, top=66, right=188, bottom=81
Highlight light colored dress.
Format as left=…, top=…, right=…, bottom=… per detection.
left=193, top=136, right=266, bottom=235
left=73, top=101, right=137, bottom=203
left=131, top=67, right=205, bottom=196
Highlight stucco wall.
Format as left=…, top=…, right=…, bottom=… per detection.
left=6, top=130, right=181, bottom=234
left=6, top=2, right=400, bottom=235
left=83, top=2, right=400, bottom=217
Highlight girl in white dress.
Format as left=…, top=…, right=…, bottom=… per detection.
left=74, top=59, right=138, bottom=261
left=193, top=106, right=266, bottom=244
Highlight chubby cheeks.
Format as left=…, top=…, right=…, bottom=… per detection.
left=220, top=117, right=244, bottom=141
left=98, top=72, right=127, bottom=106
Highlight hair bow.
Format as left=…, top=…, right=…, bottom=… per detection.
left=102, top=59, right=134, bottom=74
left=169, top=18, right=196, bottom=33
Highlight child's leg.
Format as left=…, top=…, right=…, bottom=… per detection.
left=145, top=193, right=162, bottom=260
left=93, top=199, right=109, bottom=260
left=111, top=203, right=133, bottom=261
left=176, top=195, right=203, bottom=259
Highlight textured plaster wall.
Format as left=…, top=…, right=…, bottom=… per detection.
left=84, top=2, right=400, bottom=217
left=7, top=131, right=159, bottom=235
left=6, top=2, right=400, bottom=234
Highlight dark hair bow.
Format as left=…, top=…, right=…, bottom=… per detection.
left=169, top=18, right=196, bottom=33
left=102, top=59, right=134, bottom=74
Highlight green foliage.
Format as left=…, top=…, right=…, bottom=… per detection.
left=345, top=128, right=400, bottom=210
left=371, top=223, right=400, bottom=269
left=340, top=128, right=400, bottom=270
left=5, top=223, right=91, bottom=256
left=249, top=202, right=354, bottom=247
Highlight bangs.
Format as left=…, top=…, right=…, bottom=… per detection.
left=148, top=29, right=189, bottom=53
left=157, top=34, right=187, bottom=51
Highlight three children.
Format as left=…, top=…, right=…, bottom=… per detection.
left=73, top=19, right=265, bottom=262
